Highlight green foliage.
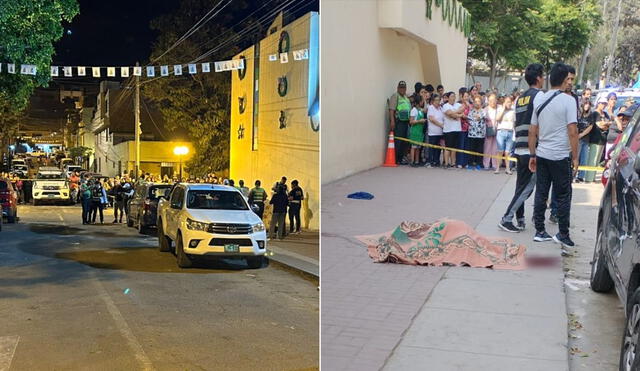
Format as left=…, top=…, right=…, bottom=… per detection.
left=613, top=0, right=640, bottom=85
left=144, top=0, right=254, bottom=175
left=68, top=146, right=93, bottom=160
left=460, top=0, right=601, bottom=87
left=0, top=0, right=79, bottom=111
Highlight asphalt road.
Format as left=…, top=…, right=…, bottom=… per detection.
left=0, top=205, right=318, bottom=371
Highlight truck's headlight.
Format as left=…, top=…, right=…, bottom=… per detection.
left=252, top=223, right=265, bottom=232
left=186, top=218, right=209, bottom=231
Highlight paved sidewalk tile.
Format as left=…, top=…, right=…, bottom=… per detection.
left=322, top=168, right=511, bottom=371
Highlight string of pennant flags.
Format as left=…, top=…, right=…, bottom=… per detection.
left=0, top=48, right=309, bottom=78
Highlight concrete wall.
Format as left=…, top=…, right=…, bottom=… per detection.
left=322, top=0, right=468, bottom=184
left=229, top=12, right=320, bottom=230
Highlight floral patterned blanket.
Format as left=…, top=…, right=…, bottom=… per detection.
left=356, top=219, right=527, bottom=270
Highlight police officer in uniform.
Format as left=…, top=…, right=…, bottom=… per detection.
left=288, top=180, right=304, bottom=234
left=248, top=180, right=267, bottom=219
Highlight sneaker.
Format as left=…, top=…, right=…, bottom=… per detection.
left=534, top=231, right=553, bottom=242
left=456, top=165, right=463, bottom=169
left=553, top=233, right=575, bottom=247
left=476, top=165, right=482, bottom=170
left=425, top=163, right=433, bottom=168
left=517, top=220, right=526, bottom=231
left=494, top=168, right=501, bottom=174
left=498, top=221, right=520, bottom=233
left=549, top=214, right=558, bottom=224
left=506, top=169, right=513, bottom=175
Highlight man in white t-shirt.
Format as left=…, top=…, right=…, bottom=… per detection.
left=528, top=62, right=579, bottom=247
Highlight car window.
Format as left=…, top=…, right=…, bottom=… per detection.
left=149, top=186, right=171, bottom=199
left=37, top=173, right=64, bottom=179
left=186, top=190, right=248, bottom=210
left=170, top=188, right=184, bottom=209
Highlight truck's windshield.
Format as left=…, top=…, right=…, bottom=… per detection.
left=186, top=190, right=248, bottom=210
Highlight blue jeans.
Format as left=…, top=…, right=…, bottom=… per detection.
left=577, top=139, right=590, bottom=180
left=496, top=129, right=514, bottom=152
left=456, top=131, right=469, bottom=167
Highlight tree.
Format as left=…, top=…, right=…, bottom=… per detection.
left=144, top=0, right=260, bottom=175
left=536, top=0, right=601, bottom=72
left=461, top=0, right=543, bottom=89
left=68, top=146, right=93, bottom=163
left=612, top=0, right=640, bottom=86
left=0, top=0, right=79, bottom=154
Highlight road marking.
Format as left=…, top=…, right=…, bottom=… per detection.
left=90, top=275, right=154, bottom=370
left=0, top=335, right=19, bottom=371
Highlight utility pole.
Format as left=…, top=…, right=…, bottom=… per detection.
left=605, top=0, right=623, bottom=87
left=134, top=62, right=141, bottom=181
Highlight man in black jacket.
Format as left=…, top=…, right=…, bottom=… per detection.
left=268, top=184, right=288, bottom=240
left=499, top=63, right=545, bottom=232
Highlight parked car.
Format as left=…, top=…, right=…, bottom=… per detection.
left=156, top=184, right=267, bottom=268
left=0, top=178, right=18, bottom=223
left=32, top=167, right=71, bottom=205
left=64, top=165, right=84, bottom=178
left=127, top=183, right=172, bottom=233
left=590, top=106, right=640, bottom=370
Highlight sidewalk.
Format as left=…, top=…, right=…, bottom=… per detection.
left=268, top=231, right=319, bottom=278
left=322, top=166, right=602, bottom=370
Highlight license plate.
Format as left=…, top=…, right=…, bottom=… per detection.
left=48, top=194, right=55, bottom=198
left=224, top=244, right=240, bottom=253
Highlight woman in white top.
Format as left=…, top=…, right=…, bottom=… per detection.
left=483, top=93, right=500, bottom=171
left=442, top=92, right=464, bottom=168
left=495, top=96, right=516, bottom=174
left=426, top=94, right=445, bottom=167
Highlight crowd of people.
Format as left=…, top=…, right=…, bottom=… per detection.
left=68, top=172, right=305, bottom=241
left=391, top=62, right=638, bottom=248
left=388, top=73, right=637, bottom=180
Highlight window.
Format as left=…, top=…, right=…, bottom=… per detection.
left=170, top=187, right=184, bottom=209
left=186, top=190, right=248, bottom=210
left=149, top=186, right=171, bottom=200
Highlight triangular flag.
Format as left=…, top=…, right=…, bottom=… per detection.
left=269, top=54, right=278, bottom=62
left=92, top=67, right=100, bottom=77
left=201, top=62, right=210, bottom=73
left=8, top=64, right=15, bottom=74
left=107, top=67, right=115, bottom=77
left=280, top=53, right=288, bottom=64
left=120, top=67, right=129, bottom=77
left=161, top=65, right=169, bottom=76
left=174, top=64, right=182, bottom=76
left=188, top=64, right=197, bottom=74
left=133, top=66, right=142, bottom=76
left=214, top=62, right=222, bottom=72
left=51, top=66, right=59, bottom=76
left=77, top=66, right=86, bottom=76
left=146, top=66, right=155, bottom=77
left=63, top=66, right=72, bottom=77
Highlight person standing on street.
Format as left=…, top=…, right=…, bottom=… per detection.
left=288, top=180, right=304, bottom=234
left=389, top=81, right=411, bottom=165
left=495, top=95, right=516, bottom=174
left=80, top=179, right=92, bottom=225
left=269, top=184, right=288, bottom=240
left=248, top=180, right=267, bottom=219
left=467, top=96, right=487, bottom=169
left=111, top=180, right=126, bottom=223
left=442, top=91, right=464, bottom=168
left=499, top=63, right=544, bottom=232
left=90, top=179, right=108, bottom=224
left=528, top=62, right=579, bottom=247
left=238, top=180, right=250, bottom=198
left=426, top=94, right=445, bottom=167
left=483, top=94, right=500, bottom=171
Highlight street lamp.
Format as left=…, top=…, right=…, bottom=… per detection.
left=173, top=146, right=189, bottom=181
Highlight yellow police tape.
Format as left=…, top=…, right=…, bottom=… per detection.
left=393, top=136, right=605, bottom=172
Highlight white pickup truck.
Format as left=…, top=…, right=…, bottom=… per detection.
left=157, top=183, right=267, bottom=268
left=32, top=167, right=71, bottom=205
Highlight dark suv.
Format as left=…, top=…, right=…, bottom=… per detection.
left=590, top=107, right=640, bottom=370
left=127, top=183, right=172, bottom=233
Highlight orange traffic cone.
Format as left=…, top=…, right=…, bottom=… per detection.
left=383, top=131, right=398, bottom=167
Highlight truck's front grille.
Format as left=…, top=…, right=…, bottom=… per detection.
left=207, top=223, right=252, bottom=235
left=209, top=238, right=253, bottom=246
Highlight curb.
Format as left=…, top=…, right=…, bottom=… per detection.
left=266, top=245, right=319, bottom=279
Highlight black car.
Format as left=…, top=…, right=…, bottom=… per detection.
left=127, top=183, right=172, bottom=233
left=590, top=107, right=640, bottom=370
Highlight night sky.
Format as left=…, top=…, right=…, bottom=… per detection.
left=52, top=0, right=319, bottom=67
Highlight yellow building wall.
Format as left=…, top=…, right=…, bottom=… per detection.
left=230, top=13, right=319, bottom=230
left=113, top=141, right=194, bottom=178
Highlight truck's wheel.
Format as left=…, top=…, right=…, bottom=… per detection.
left=157, top=220, right=171, bottom=252
left=7, top=210, right=16, bottom=224
left=246, top=256, right=264, bottom=269
left=620, top=288, right=640, bottom=371
left=176, top=233, right=193, bottom=268
left=32, top=199, right=39, bottom=206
